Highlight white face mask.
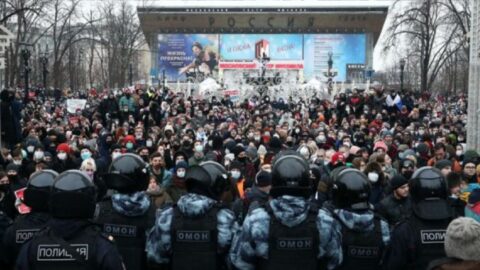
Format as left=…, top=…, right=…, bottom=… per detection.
left=57, top=153, right=67, bottom=160
left=231, top=171, right=241, bottom=180
left=368, top=172, right=379, bottom=183
left=456, top=150, right=463, bottom=156
left=34, top=151, right=44, bottom=160
left=146, top=140, right=153, bottom=148
left=112, top=152, right=121, bottom=160
left=300, top=148, right=309, bottom=158
left=177, top=171, right=186, bottom=178
left=13, top=160, right=22, bottom=165
left=27, top=146, right=35, bottom=153
left=195, top=145, right=204, bottom=153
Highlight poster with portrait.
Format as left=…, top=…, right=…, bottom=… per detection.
left=157, top=34, right=219, bottom=81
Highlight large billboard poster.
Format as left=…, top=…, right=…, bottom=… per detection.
left=157, top=34, right=219, bottom=81
left=303, top=34, right=366, bottom=81
left=220, top=34, right=303, bottom=61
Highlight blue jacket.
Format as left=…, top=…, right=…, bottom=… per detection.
left=146, top=193, right=236, bottom=264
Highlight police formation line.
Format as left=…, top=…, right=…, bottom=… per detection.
left=0, top=152, right=478, bottom=270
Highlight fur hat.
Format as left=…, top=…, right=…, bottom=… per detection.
left=444, top=217, right=480, bottom=261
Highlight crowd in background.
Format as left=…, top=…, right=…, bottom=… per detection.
left=0, top=85, right=478, bottom=224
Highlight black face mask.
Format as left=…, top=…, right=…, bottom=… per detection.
left=402, top=170, right=414, bottom=180
left=0, top=184, right=9, bottom=192
left=238, top=157, right=247, bottom=163
left=286, top=141, right=294, bottom=147
left=182, top=141, right=191, bottom=148
left=140, top=155, right=149, bottom=162
left=8, top=175, right=18, bottom=183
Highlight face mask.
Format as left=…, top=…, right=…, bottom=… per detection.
left=112, top=152, right=121, bottom=160
left=231, top=171, right=241, bottom=180
left=8, top=175, right=18, bottom=182
left=194, top=145, right=204, bottom=153
left=300, top=148, right=309, bottom=157
left=21, top=150, right=27, bottom=159
left=456, top=150, right=463, bottom=156
left=86, top=171, right=94, bottom=179
left=140, top=155, right=149, bottom=162
left=0, top=184, right=9, bottom=192
left=368, top=172, right=379, bottom=183
left=254, top=136, right=261, bottom=142
left=177, top=171, right=186, bottom=178
left=418, top=130, right=425, bottom=135
left=295, top=128, right=300, bottom=134
left=402, top=170, right=413, bottom=180
left=146, top=140, right=153, bottom=148
left=126, top=142, right=134, bottom=149
left=57, top=153, right=67, bottom=160
left=81, top=151, right=92, bottom=160
left=34, top=151, right=44, bottom=160
left=27, top=146, right=35, bottom=153
left=13, top=160, right=22, bottom=165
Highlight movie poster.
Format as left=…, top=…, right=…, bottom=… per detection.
left=220, top=34, right=303, bottom=61
left=157, top=34, right=219, bottom=81
left=303, top=34, right=366, bottom=81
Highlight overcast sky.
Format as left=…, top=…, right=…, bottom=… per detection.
left=79, top=0, right=402, bottom=71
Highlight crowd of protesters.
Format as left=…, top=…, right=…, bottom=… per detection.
left=0, top=83, right=479, bottom=269
left=0, top=85, right=480, bottom=221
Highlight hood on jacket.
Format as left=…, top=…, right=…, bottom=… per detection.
left=269, top=195, right=309, bottom=227
left=333, top=209, right=375, bottom=233
left=111, top=191, right=151, bottom=217
left=177, top=193, right=216, bottom=217
left=245, top=186, right=269, bottom=202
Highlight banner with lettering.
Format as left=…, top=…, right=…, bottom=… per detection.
left=157, top=34, right=219, bottom=81
left=220, top=34, right=303, bottom=61
left=303, top=34, right=366, bottom=81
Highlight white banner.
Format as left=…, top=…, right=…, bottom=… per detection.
left=66, top=99, right=87, bottom=114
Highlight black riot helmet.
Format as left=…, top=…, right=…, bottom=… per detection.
left=103, top=153, right=149, bottom=193
left=24, top=170, right=58, bottom=212
left=185, top=161, right=229, bottom=200
left=332, top=168, right=371, bottom=211
left=270, top=154, right=311, bottom=198
left=49, top=170, right=97, bottom=219
left=409, top=166, right=452, bottom=220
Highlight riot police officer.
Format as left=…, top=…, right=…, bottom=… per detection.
left=323, top=168, right=390, bottom=270
left=230, top=154, right=334, bottom=270
left=146, top=161, right=236, bottom=270
left=16, top=170, right=125, bottom=270
left=384, top=167, right=453, bottom=270
left=3, top=170, right=57, bottom=268
left=95, top=153, right=156, bottom=270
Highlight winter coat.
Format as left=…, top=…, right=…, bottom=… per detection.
left=146, top=193, right=235, bottom=264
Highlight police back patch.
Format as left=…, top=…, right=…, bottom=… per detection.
left=37, top=244, right=89, bottom=261
left=16, top=229, right=40, bottom=243
left=103, top=223, right=137, bottom=237
left=276, top=238, right=313, bottom=250
left=420, top=230, right=446, bottom=244
left=347, top=246, right=379, bottom=258
left=176, top=230, right=210, bottom=242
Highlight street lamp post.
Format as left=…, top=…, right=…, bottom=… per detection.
left=21, top=48, right=31, bottom=104
left=399, top=58, right=406, bottom=92
left=128, top=63, right=133, bottom=86
left=40, top=54, right=48, bottom=90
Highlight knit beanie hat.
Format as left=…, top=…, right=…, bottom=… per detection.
left=255, top=170, right=272, bottom=187
left=176, top=161, right=188, bottom=171
left=390, top=174, right=408, bottom=190
left=373, top=140, right=388, bottom=152
left=435, top=159, right=452, bottom=170
left=56, top=143, right=71, bottom=154
left=444, top=217, right=480, bottom=261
